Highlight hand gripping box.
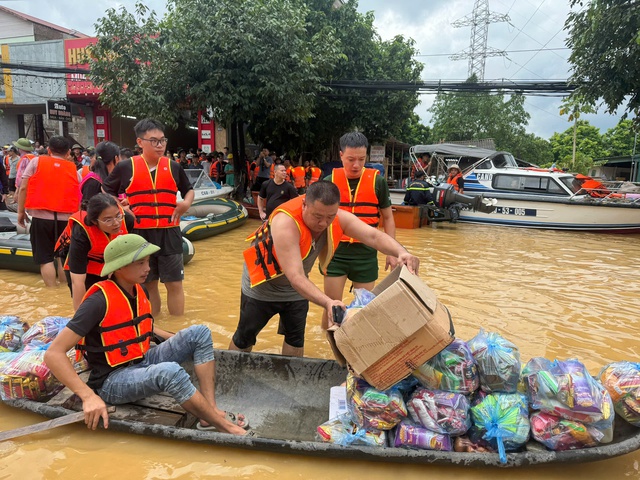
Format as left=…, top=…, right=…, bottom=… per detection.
left=330, top=266, right=455, bottom=391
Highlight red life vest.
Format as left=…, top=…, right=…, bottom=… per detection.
left=447, top=173, right=462, bottom=192
left=331, top=167, right=380, bottom=243
left=411, top=160, right=428, bottom=180
left=307, top=166, right=321, bottom=185
left=57, top=210, right=128, bottom=276
left=125, top=155, right=178, bottom=229
left=291, top=166, right=306, bottom=188
left=75, top=280, right=153, bottom=367
left=25, top=155, right=80, bottom=213
left=243, top=195, right=343, bottom=287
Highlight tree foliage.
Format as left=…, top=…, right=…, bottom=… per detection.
left=565, top=0, right=640, bottom=121
left=602, top=119, right=637, bottom=157
left=428, top=77, right=531, bottom=151
left=88, top=0, right=423, bottom=159
left=549, top=120, right=606, bottom=165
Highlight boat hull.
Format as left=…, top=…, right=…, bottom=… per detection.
left=0, top=232, right=196, bottom=273
left=390, top=190, right=640, bottom=232
left=180, top=199, right=248, bottom=241
left=3, top=349, right=640, bottom=467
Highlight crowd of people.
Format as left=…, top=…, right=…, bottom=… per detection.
left=2, top=123, right=422, bottom=438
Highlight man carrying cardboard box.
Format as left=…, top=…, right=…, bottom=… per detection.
left=228, top=181, right=420, bottom=357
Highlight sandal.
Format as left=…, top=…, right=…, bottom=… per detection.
left=195, top=422, right=258, bottom=438
left=225, top=411, right=250, bottom=430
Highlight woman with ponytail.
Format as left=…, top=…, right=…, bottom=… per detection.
left=80, top=141, right=120, bottom=204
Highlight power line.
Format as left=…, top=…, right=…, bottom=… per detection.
left=415, top=47, right=568, bottom=57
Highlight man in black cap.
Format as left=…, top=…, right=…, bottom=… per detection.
left=404, top=170, right=433, bottom=206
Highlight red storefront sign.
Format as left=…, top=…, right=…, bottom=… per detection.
left=198, top=109, right=216, bottom=153
left=65, top=38, right=101, bottom=97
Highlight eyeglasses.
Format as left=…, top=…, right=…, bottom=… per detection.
left=139, top=137, right=169, bottom=147
left=98, top=213, right=124, bottom=226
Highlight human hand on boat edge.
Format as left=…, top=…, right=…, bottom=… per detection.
left=81, top=391, right=110, bottom=430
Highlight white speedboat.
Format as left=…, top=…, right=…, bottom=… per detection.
left=390, top=144, right=640, bottom=233
left=178, top=169, right=234, bottom=205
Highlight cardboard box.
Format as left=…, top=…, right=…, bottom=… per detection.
left=330, top=266, right=455, bottom=391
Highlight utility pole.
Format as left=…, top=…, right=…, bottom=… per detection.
left=450, top=0, right=510, bottom=81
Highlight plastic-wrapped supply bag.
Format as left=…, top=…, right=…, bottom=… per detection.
left=317, top=413, right=387, bottom=447
left=0, top=341, right=61, bottom=401
left=413, top=338, right=479, bottom=395
left=347, top=374, right=407, bottom=431
left=598, top=361, right=640, bottom=427
left=0, top=316, right=29, bottom=352
left=522, top=357, right=614, bottom=441
left=530, top=411, right=604, bottom=451
left=407, top=388, right=471, bottom=436
left=348, top=288, right=376, bottom=309
left=22, top=316, right=70, bottom=346
left=0, top=352, right=19, bottom=370
left=468, top=329, right=521, bottom=393
left=393, top=419, right=453, bottom=451
left=470, top=393, right=530, bottom=464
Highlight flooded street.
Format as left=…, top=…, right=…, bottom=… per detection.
left=1, top=219, right=639, bottom=479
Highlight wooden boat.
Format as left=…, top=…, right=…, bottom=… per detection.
left=0, top=232, right=196, bottom=273
left=180, top=199, right=248, bottom=241
left=2, top=349, right=639, bottom=467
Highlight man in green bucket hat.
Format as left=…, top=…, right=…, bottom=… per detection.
left=45, top=233, right=252, bottom=436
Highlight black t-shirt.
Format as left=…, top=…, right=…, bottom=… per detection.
left=67, top=212, right=135, bottom=289
left=259, top=179, right=299, bottom=217
left=66, top=282, right=151, bottom=390
left=102, top=158, right=192, bottom=255
left=81, top=177, right=103, bottom=205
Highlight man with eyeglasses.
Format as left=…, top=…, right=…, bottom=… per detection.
left=103, top=118, right=194, bottom=316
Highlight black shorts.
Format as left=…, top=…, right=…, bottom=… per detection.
left=232, top=292, right=309, bottom=349
left=30, top=216, right=68, bottom=265
left=146, top=253, right=184, bottom=283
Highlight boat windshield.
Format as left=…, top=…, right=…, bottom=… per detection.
left=559, top=176, right=584, bottom=194
left=185, top=169, right=217, bottom=189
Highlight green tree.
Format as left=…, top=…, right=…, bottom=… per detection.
left=602, top=119, right=637, bottom=157
left=565, top=0, right=640, bottom=121
left=549, top=120, right=606, bottom=173
left=428, top=77, right=530, bottom=151
left=395, top=112, right=431, bottom=147
left=509, top=133, right=554, bottom=166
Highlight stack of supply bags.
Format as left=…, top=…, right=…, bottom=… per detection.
left=0, top=316, right=84, bottom=401
left=521, top=357, right=614, bottom=451
left=317, top=325, right=637, bottom=463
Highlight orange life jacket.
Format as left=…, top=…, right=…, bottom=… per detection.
left=15, top=153, right=34, bottom=176
left=81, top=165, right=90, bottom=178
left=3, top=156, right=9, bottom=176
left=580, top=178, right=609, bottom=198
left=291, top=166, right=306, bottom=188
left=57, top=210, right=128, bottom=276
left=331, top=167, right=379, bottom=243
left=269, top=163, right=275, bottom=179
left=447, top=173, right=462, bottom=192
left=243, top=195, right=343, bottom=287
left=75, top=280, right=153, bottom=367
left=125, top=155, right=178, bottom=229
left=25, top=155, right=79, bottom=213
left=411, top=160, right=428, bottom=180
left=307, top=166, right=322, bottom=185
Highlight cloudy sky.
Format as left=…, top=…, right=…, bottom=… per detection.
left=8, top=0, right=624, bottom=140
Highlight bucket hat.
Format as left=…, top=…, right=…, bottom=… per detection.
left=72, top=144, right=82, bottom=150
left=101, top=234, right=160, bottom=277
left=448, top=164, right=461, bottom=172
left=12, top=138, right=32, bottom=151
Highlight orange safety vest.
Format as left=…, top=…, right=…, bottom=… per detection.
left=75, top=280, right=153, bottom=367
left=25, top=155, right=80, bottom=213
left=331, top=167, right=380, bottom=243
left=269, top=163, right=275, bottom=179
left=125, top=155, right=178, bottom=229
left=307, top=166, right=321, bottom=185
left=56, top=210, right=128, bottom=276
left=243, top=195, right=343, bottom=287
left=447, top=173, right=462, bottom=192
left=81, top=165, right=90, bottom=178
left=291, top=166, right=306, bottom=188
left=15, top=153, right=34, bottom=176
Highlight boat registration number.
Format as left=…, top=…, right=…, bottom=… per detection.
left=495, top=206, right=536, bottom=216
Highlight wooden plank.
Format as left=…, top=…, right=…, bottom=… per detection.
left=130, top=393, right=185, bottom=415
left=0, top=406, right=115, bottom=441
left=108, top=404, right=184, bottom=427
